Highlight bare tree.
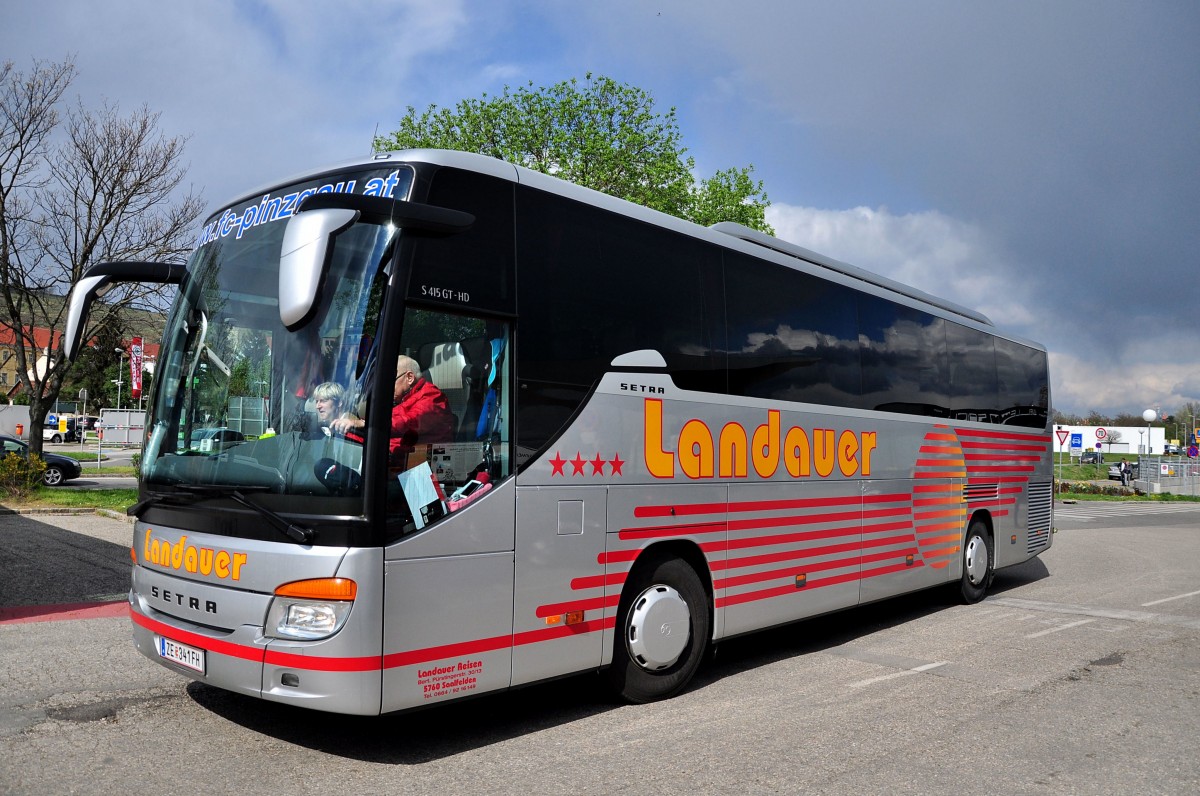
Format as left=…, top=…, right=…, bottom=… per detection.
left=0, top=57, right=203, bottom=455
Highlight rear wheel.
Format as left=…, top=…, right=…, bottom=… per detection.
left=607, top=557, right=710, bottom=703
left=958, top=517, right=993, bottom=604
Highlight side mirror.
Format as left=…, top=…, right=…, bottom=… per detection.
left=279, top=193, right=475, bottom=331
left=63, top=261, right=186, bottom=361
left=278, top=207, right=359, bottom=330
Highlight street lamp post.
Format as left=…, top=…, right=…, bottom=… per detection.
left=112, top=348, right=125, bottom=411
left=1143, top=409, right=1157, bottom=456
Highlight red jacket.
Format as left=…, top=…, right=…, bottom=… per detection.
left=389, top=377, right=455, bottom=466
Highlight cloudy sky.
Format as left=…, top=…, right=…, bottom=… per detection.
left=5, top=1, right=1197, bottom=418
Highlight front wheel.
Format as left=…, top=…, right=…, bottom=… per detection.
left=50, top=433, right=63, bottom=444
left=607, top=557, right=710, bottom=704
left=42, top=466, right=65, bottom=486
left=958, top=518, right=993, bottom=604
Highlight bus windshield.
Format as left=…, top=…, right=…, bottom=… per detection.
left=140, top=166, right=414, bottom=507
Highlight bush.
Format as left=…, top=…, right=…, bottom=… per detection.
left=0, top=452, right=45, bottom=498
left=1056, top=479, right=1132, bottom=497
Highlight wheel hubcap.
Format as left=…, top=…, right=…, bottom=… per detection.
left=965, top=534, right=989, bottom=586
left=626, top=584, right=691, bottom=671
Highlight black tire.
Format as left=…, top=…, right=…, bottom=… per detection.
left=43, top=466, right=65, bottom=487
left=958, top=517, right=993, bottom=604
left=607, top=556, right=710, bottom=703
left=51, top=433, right=63, bottom=444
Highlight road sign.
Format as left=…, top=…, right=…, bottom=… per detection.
left=1056, top=429, right=1070, bottom=445
left=1096, top=427, right=1107, bottom=440
left=1070, top=433, right=1083, bottom=451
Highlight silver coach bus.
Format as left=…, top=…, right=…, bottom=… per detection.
left=63, top=149, right=1052, bottom=715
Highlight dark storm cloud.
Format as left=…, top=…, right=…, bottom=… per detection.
left=567, top=1, right=1199, bottom=415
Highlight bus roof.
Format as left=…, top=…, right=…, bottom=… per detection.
left=220, top=148, right=1001, bottom=333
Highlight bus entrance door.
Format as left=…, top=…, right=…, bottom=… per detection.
left=380, top=480, right=517, bottom=712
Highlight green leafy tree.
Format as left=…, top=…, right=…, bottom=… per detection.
left=375, top=74, right=773, bottom=234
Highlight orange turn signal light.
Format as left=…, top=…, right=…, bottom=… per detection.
left=274, top=578, right=357, bottom=601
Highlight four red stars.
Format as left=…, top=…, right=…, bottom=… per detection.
left=549, top=452, right=624, bottom=477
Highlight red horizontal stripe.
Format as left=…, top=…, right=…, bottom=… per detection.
left=717, top=557, right=927, bottom=608
left=914, top=520, right=964, bottom=532
left=725, top=524, right=859, bottom=552
left=919, top=445, right=963, bottom=455
left=956, top=428, right=1050, bottom=444
left=570, top=571, right=628, bottom=591
left=619, top=520, right=727, bottom=541
left=916, top=458, right=964, bottom=468
left=264, top=647, right=381, bottom=672
left=633, top=492, right=910, bottom=520
left=132, top=610, right=265, bottom=665
left=535, top=594, right=618, bottom=618
left=913, top=483, right=962, bottom=493
left=382, top=617, right=614, bottom=669
left=967, top=476, right=1031, bottom=484
left=598, top=549, right=640, bottom=565
left=715, top=533, right=913, bottom=573
left=964, top=453, right=1043, bottom=462
left=960, top=441, right=1048, bottom=452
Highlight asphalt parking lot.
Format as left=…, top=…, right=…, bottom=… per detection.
left=1, top=503, right=1197, bottom=795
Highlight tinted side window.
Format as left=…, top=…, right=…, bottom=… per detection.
left=515, top=188, right=722, bottom=456
left=724, top=253, right=862, bottom=407
left=858, top=294, right=949, bottom=416
left=947, top=322, right=998, bottom=422
left=995, top=336, right=1049, bottom=428
left=406, top=169, right=515, bottom=316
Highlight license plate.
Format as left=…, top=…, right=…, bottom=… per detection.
left=157, top=635, right=206, bottom=674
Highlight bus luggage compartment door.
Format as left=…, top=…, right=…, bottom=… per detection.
left=511, top=485, right=607, bottom=687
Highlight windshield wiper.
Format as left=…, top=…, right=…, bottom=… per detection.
left=174, top=484, right=316, bottom=544
left=127, top=490, right=202, bottom=518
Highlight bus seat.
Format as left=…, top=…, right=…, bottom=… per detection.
left=459, top=336, right=506, bottom=440
left=417, top=342, right=470, bottom=434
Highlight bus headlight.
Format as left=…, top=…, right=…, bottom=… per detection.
left=265, top=578, right=356, bottom=641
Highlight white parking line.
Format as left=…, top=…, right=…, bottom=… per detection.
left=849, top=660, right=948, bottom=688
left=1024, top=618, right=1095, bottom=638
left=1141, top=589, right=1200, bottom=607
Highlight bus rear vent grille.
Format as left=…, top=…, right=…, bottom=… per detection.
left=1027, top=481, right=1053, bottom=553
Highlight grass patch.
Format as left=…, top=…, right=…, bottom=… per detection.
left=51, top=450, right=111, bottom=462
left=82, top=466, right=138, bottom=476
left=5, top=487, right=139, bottom=513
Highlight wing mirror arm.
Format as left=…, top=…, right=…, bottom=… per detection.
left=63, top=261, right=186, bottom=362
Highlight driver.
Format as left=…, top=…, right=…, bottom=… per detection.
left=331, top=354, right=455, bottom=467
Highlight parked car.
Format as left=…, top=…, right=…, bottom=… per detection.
left=42, top=418, right=78, bottom=444
left=0, top=434, right=83, bottom=486
left=1107, top=462, right=1140, bottom=481
left=1163, top=443, right=1181, bottom=455
left=1079, top=451, right=1101, bottom=464
left=189, top=427, right=246, bottom=452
